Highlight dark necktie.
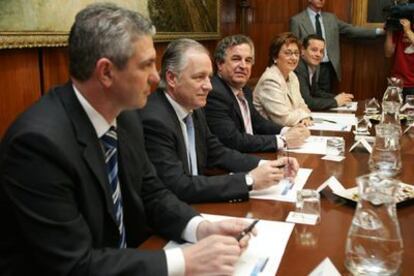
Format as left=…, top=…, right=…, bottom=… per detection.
left=315, top=14, right=322, bottom=37
left=101, top=127, right=126, bottom=248
left=184, top=114, right=198, bottom=175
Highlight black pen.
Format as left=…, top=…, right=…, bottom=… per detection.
left=313, top=118, right=337, bottom=124
left=236, top=219, right=259, bottom=241
left=260, top=257, right=269, bottom=272
left=322, top=118, right=337, bottom=124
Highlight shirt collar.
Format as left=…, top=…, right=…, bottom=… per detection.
left=164, top=91, right=191, bottom=121
left=217, top=73, right=243, bottom=96
left=307, top=7, right=321, bottom=17
left=307, top=64, right=317, bottom=74
left=72, top=84, right=116, bottom=138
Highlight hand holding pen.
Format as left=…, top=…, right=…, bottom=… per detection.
left=276, top=157, right=299, bottom=179
left=236, top=219, right=259, bottom=241
left=248, top=160, right=288, bottom=190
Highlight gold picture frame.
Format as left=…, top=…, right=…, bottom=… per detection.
left=0, top=0, right=220, bottom=49
left=352, top=0, right=392, bottom=28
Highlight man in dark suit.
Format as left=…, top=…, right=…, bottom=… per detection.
left=290, top=0, right=384, bottom=92
left=205, top=35, right=309, bottom=153
left=295, top=34, right=353, bottom=111
left=0, top=4, right=254, bottom=275
left=140, top=38, right=299, bottom=204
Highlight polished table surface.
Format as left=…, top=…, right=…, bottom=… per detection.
left=140, top=107, right=414, bottom=275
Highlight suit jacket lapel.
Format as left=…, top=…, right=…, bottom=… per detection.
left=301, top=10, right=315, bottom=35
left=312, top=66, right=321, bottom=94
left=158, top=90, right=192, bottom=175
left=59, top=83, right=117, bottom=223
left=321, top=12, right=332, bottom=41
left=216, top=75, right=246, bottom=132
left=192, top=110, right=204, bottom=174
left=116, top=124, right=135, bottom=199
left=270, top=65, right=292, bottom=104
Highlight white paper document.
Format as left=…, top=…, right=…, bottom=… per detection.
left=164, top=213, right=294, bottom=276
left=321, top=155, right=345, bottom=162
left=249, top=168, right=312, bottom=202
left=285, top=211, right=319, bottom=225
left=309, top=112, right=357, bottom=132
left=309, top=257, right=341, bottom=276
left=349, top=136, right=373, bottom=153
left=329, top=101, right=358, bottom=112
left=286, top=136, right=340, bottom=155
left=316, top=176, right=346, bottom=193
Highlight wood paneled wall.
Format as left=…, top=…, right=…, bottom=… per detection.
left=0, top=0, right=391, bottom=137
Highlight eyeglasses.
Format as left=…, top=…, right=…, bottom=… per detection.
left=282, top=50, right=300, bottom=58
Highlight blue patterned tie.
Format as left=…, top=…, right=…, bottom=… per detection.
left=101, top=127, right=126, bottom=248
left=184, top=114, right=198, bottom=175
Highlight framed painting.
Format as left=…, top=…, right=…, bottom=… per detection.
left=352, top=0, right=393, bottom=28
left=0, top=0, right=220, bottom=49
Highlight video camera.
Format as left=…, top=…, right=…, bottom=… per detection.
left=384, top=2, right=414, bottom=31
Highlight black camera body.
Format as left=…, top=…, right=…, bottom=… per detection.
left=384, top=3, right=414, bottom=31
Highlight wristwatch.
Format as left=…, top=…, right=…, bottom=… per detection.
left=280, top=135, right=287, bottom=149
left=246, top=174, right=254, bottom=191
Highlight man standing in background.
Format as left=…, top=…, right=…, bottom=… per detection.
left=290, top=0, right=384, bottom=93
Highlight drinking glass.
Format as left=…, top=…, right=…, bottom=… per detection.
left=326, top=137, right=345, bottom=156
left=405, top=95, right=414, bottom=126
left=355, top=116, right=370, bottom=134
left=368, top=124, right=402, bottom=177
left=296, top=189, right=321, bottom=223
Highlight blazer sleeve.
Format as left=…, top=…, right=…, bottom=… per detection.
left=254, top=74, right=310, bottom=126
left=142, top=116, right=255, bottom=204
left=295, top=66, right=337, bottom=111
left=0, top=132, right=170, bottom=276
left=337, top=18, right=378, bottom=39
left=205, top=87, right=279, bottom=153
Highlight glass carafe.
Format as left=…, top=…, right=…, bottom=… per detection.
left=381, top=77, right=403, bottom=126
left=345, top=173, right=403, bottom=275
left=368, top=124, right=402, bottom=177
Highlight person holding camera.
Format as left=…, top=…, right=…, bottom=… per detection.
left=385, top=17, right=414, bottom=99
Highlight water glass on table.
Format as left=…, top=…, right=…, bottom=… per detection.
left=296, top=189, right=321, bottom=223
left=326, top=137, right=345, bottom=156
left=405, top=95, right=414, bottom=126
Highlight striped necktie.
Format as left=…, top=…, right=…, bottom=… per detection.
left=236, top=89, right=253, bottom=134
left=101, top=127, right=126, bottom=248
left=184, top=114, right=198, bottom=175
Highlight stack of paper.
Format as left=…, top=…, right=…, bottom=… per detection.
left=309, top=112, right=357, bottom=132
left=329, top=101, right=358, bottom=112
left=286, top=135, right=343, bottom=155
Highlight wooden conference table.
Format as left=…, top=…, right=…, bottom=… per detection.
left=140, top=106, right=414, bottom=275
